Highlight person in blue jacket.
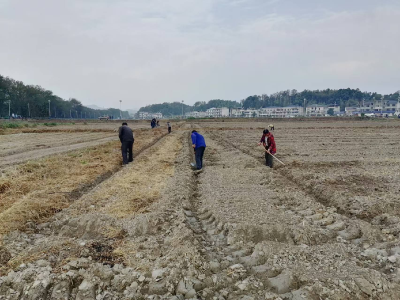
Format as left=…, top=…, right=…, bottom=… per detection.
left=191, top=130, right=206, bottom=171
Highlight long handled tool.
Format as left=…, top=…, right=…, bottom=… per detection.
left=265, top=149, right=286, bottom=166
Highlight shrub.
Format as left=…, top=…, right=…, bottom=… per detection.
left=43, top=122, right=57, bottom=127
left=0, top=123, right=22, bottom=129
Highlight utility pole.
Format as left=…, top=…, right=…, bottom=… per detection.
left=181, top=100, right=184, bottom=119
left=27, top=103, right=31, bottom=118
left=303, top=98, right=306, bottom=116
left=119, top=100, right=122, bottom=119
left=48, top=100, right=51, bottom=118
left=70, top=109, right=72, bottom=119
left=54, top=106, right=56, bottom=118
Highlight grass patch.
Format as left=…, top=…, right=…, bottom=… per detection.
left=67, top=133, right=182, bottom=218
left=0, top=129, right=166, bottom=237
left=0, top=123, right=23, bottom=129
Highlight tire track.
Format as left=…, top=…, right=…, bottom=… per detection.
left=182, top=129, right=309, bottom=298
left=203, top=128, right=400, bottom=281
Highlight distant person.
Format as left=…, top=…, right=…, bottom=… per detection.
left=269, top=124, right=274, bottom=131
left=258, top=129, right=276, bottom=168
left=151, top=119, right=155, bottom=128
left=167, top=122, right=171, bottom=133
left=119, top=122, right=134, bottom=165
left=191, top=130, right=206, bottom=172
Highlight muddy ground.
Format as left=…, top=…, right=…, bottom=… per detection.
left=0, top=119, right=400, bottom=299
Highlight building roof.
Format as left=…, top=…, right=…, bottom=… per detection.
left=386, top=100, right=398, bottom=105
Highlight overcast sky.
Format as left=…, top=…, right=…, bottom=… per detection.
left=0, top=0, right=399, bottom=109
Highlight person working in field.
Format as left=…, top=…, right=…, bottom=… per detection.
left=269, top=124, right=274, bottom=131
left=258, top=129, right=276, bottom=168
left=119, top=122, right=134, bottom=165
left=167, top=122, right=171, bottom=133
left=191, top=130, right=206, bottom=172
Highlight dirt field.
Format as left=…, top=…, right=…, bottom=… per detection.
left=1, top=119, right=400, bottom=299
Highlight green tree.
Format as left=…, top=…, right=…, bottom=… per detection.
left=327, top=108, right=334, bottom=116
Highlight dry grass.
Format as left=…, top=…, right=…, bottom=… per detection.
left=0, top=142, right=120, bottom=236
left=67, top=133, right=183, bottom=218
left=105, top=134, right=182, bottom=217
left=0, top=129, right=165, bottom=237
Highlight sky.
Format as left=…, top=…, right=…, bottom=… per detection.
left=0, top=0, right=399, bottom=110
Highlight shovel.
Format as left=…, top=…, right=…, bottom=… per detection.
left=265, top=149, right=286, bottom=166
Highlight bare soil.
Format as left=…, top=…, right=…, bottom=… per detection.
left=1, top=120, right=400, bottom=299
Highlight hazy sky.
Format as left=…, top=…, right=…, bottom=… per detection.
left=0, top=0, right=399, bottom=109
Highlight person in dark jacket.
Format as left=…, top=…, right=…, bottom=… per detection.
left=119, top=122, right=134, bottom=165
left=191, top=130, right=206, bottom=171
left=258, top=129, right=276, bottom=168
left=167, top=122, right=171, bottom=133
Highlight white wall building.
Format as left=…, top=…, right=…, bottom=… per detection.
left=242, top=109, right=259, bottom=118
left=345, top=107, right=360, bottom=115
left=206, top=107, right=230, bottom=118
left=327, top=104, right=340, bottom=115
left=138, top=112, right=163, bottom=119
left=259, top=106, right=303, bottom=118
left=306, top=105, right=327, bottom=116
left=360, top=99, right=397, bottom=113
left=152, top=112, right=163, bottom=119
left=185, top=111, right=208, bottom=118
left=138, top=112, right=149, bottom=119
left=229, top=108, right=245, bottom=117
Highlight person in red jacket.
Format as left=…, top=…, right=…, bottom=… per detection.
left=257, top=129, right=276, bottom=168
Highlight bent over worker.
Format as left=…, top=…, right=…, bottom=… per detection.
left=258, top=129, right=276, bottom=168
left=191, top=130, right=206, bottom=171
left=119, top=122, right=134, bottom=165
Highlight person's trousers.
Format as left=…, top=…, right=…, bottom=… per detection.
left=121, top=141, right=134, bottom=164
left=195, top=146, right=206, bottom=170
left=168, top=127, right=171, bottom=133
left=265, top=152, right=274, bottom=168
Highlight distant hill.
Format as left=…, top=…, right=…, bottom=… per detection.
left=0, top=75, right=130, bottom=119
left=138, top=99, right=241, bottom=116
left=87, top=104, right=106, bottom=110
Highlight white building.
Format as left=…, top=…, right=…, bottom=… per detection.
left=360, top=99, right=397, bottom=113
left=326, top=104, right=340, bottom=115
left=242, top=109, right=259, bottom=118
left=346, top=99, right=400, bottom=116
left=152, top=112, right=163, bottom=119
left=138, top=112, right=149, bottom=119
left=185, top=111, right=208, bottom=118
left=229, top=108, right=245, bottom=117
left=306, top=105, right=327, bottom=116
left=259, top=106, right=303, bottom=118
left=206, top=107, right=230, bottom=118
left=345, top=107, right=360, bottom=116
left=138, top=112, right=163, bottom=119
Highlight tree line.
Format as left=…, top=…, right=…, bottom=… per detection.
left=138, top=89, right=400, bottom=115
left=138, top=99, right=241, bottom=116
left=0, top=75, right=130, bottom=119
left=242, top=89, right=399, bottom=111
